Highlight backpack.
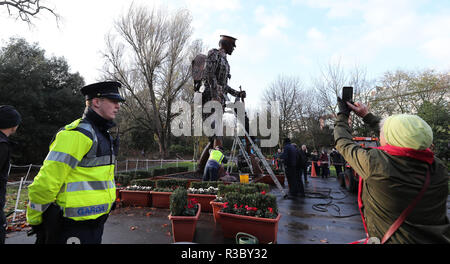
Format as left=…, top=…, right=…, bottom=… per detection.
left=191, top=54, right=207, bottom=92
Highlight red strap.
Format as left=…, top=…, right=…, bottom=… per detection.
left=350, top=168, right=430, bottom=244
left=357, top=175, right=370, bottom=243
left=381, top=169, right=431, bottom=244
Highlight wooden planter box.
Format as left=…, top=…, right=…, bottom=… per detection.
left=150, top=191, right=172, bottom=208
left=168, top=204, right=201, bottom=243
left=187, top=193, right=216, bottom=213
left=217, top=211, right=281, bottom=244
left=120, top=190, right=152, bottom=207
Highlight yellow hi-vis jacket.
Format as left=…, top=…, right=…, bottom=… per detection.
left=208, top=150, right=225, bottom=165
left=26, top=118, right=116, bottom=225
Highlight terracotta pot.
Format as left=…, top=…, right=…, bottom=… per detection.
left=119, top=190, right=151, bottom=207
left=209, top=200, right=224, bottom=224
left=188, top=193, right=216, bottom=213
left=168, top=204, right=201, bottom=243
left=217, top=211, right=281, bottom=244
left=150, top=191, right=172, bottom=208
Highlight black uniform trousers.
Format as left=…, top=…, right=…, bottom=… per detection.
left=285, top=166, right=305, bottom=197
left=36, top=203, right=108, bottom=244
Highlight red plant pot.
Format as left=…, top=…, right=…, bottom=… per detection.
left=150, top=191, right=172, bottom=208
left=188, top=193, right=216, bottom=213
left=209, top=200, right=224, bottom=224
left=120, top=190, right=151, bottom=207
left=168, top=204, right=201, bottom=243
left=217, top=211, right=281, bottom=244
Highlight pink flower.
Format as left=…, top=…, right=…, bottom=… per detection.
left=261, top=191, right=266, bottom=195
left=268, top=207, right=273, bottom=213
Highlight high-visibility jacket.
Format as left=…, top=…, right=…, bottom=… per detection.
left=208, top=150, right=225, bottom=165
left=26, top=117, right=116, bottom=225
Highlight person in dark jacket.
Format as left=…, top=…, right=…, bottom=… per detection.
left=335, top=98, right=449, bottom=243
left=293, top=143, right=306, bottom=195
left=280, top=138, right=304, bottom=198
left=0, top=105, right=21, bottom=244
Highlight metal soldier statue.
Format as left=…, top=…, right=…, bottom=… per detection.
left=196, top=35, right=246, bottom=174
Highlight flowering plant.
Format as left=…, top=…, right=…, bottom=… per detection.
left=170, top=187, right=199, bottom=216
left=125, top=185, right=152, bottom=191
left=187, top=186, right=218, bottom=195
left=221, top=191, right=278, bottom=219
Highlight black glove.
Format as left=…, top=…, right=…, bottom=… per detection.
left=337, top=97, right=352, bottom=116
left=27, top=224, right=44, bottom=236
left=239, top=91, right=246, bottom=99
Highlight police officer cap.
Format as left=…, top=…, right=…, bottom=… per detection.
left=0, top=105, right=21, bottom=129
left=80, top=81, right=125, bottom=102
left=220, top=35, right=237, bottom=47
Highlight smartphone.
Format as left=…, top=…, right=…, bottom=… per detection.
left=342, top=86, right=353, bottom=103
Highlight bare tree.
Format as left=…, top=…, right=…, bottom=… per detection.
left=102, top=4, right=195, bottom=157
left=313, top=58, right=347, bottom=116
left=262, top=74, right=303, bottom=142
left=371, top=69, right=450, bottom=116
left=1, top=0, right=58, bottom=24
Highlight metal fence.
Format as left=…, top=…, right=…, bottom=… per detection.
left=6, top=158, right=197, bottom=222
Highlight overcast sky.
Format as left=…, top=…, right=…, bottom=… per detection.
left=1, top=0, right=449, bottom=109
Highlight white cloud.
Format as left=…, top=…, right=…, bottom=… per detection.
left=307, top=27, right=325, bottom=41
left=254, top=6, right=289, bottom=39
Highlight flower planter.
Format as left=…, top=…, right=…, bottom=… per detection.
left=210, top=200, right=224, bottom=224
left=120, top=190, right=151, bottom=207
left=217, top=211, right=281, bottom=244
left=168, top=204, right=201, bottom=243
left=188, top=193, right=216, bottom=213
left=150, top=191, right=172, bottom=208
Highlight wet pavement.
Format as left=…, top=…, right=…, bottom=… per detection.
left=7, top=176, right=449, bottom=244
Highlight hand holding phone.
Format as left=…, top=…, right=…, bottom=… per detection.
left=342, top=86, right=353, bottom=103
left=337, top=86, right=353, bottom=116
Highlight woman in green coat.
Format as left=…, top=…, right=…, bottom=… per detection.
left=334, top=98, right=449, bottom=244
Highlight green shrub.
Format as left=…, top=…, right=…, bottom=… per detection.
left=177, top=166, right=189, bottom=173
left=115, top=173, right=132, bottom=187
left=190, top=181, right=222, bottom=189
left=217, top=183, right=269, bottom=197
left=153, top=168, right=167, bottom=176
left=166, top=166, right=178, bottom=175
left=170, top=187, right=198, bottom=216
left=155, top=178, right=190, bottom=191
left=133, top=170, right=153, bottom=180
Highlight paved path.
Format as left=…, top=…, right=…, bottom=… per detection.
left=6, top=176, right=449, bottom=244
